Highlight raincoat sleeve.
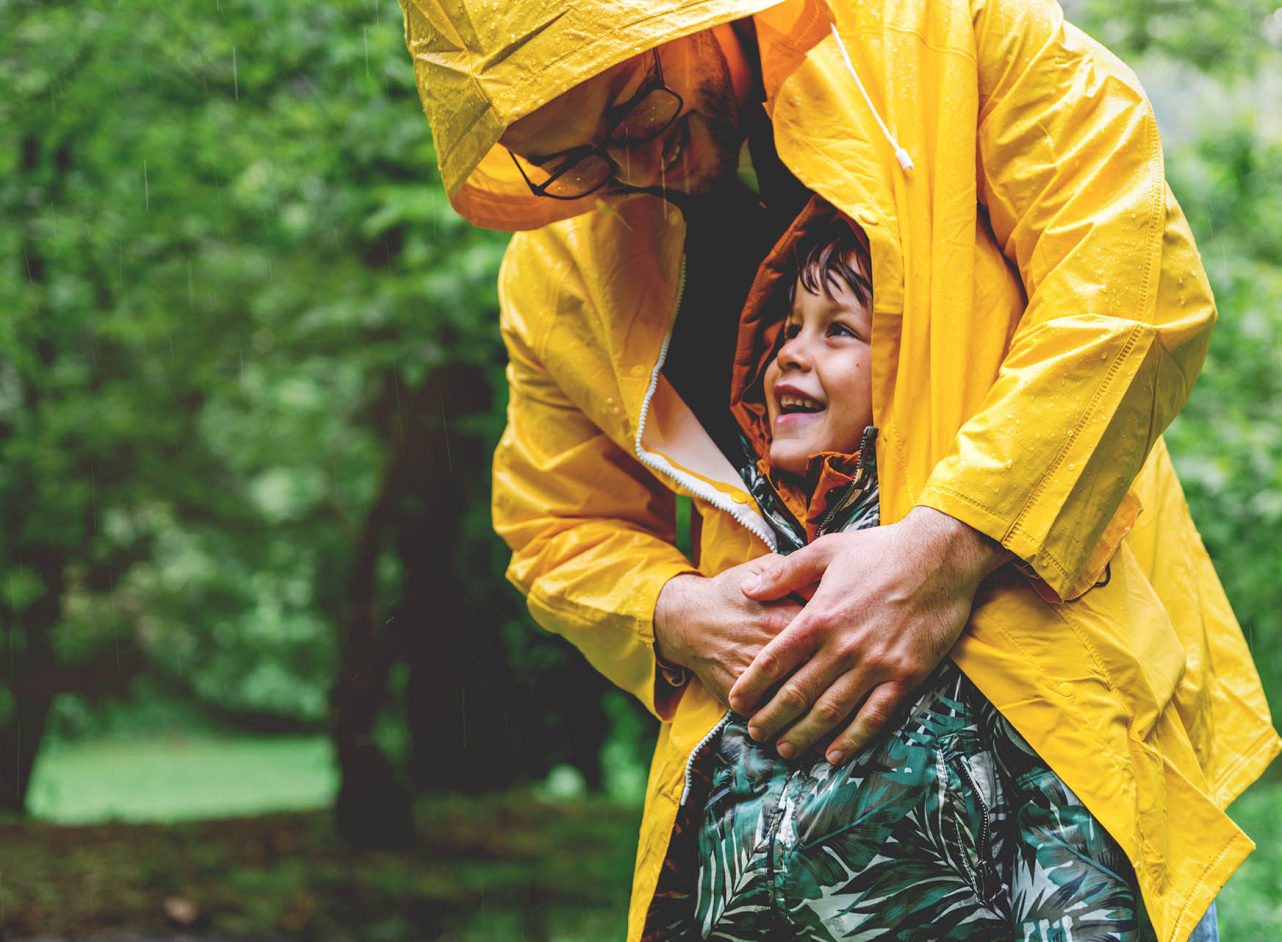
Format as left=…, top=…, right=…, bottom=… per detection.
left=917, top=0, right=1215, bottom=600
left=491, top=236, right=696, bottom=721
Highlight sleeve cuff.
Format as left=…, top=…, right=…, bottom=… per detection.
left=917, top=485, right=1142, bottom=602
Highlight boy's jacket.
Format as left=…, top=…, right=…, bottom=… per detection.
left=400, top=0, right=1280, bottom=939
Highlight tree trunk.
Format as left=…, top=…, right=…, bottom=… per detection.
left=399, top=363, right=611, bottom=794
left=330, top=378, right=415, bottom=849
left=0, top=551, right=66, bottom=814
left=398, top=363, right=527, bottom=793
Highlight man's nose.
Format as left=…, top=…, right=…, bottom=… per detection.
left=606, top=136, right=665, bottom=188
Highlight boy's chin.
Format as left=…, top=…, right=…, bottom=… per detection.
left=767, top=446, right=811, bottom=480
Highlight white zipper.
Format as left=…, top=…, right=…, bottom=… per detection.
left=635, top=257, right=773, bottom=806
left=679, top=710, right=733, bottom=805
left=633, top=258, right=778, bottom=551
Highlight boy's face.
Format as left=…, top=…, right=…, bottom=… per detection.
left=763, top=277, right=874, bottom=477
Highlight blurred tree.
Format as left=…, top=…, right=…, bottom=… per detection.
left=1073, top=0, right=1279, bottom=72
left=0, top=0, right=622, bottom=824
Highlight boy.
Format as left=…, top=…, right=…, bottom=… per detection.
left=658, top=199, right=1202, bottom=941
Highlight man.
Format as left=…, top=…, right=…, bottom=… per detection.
left=399, top=1, right=1278, bottom=940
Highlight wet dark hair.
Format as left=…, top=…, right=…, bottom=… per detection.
left=786, top=215, right=873, bottom=308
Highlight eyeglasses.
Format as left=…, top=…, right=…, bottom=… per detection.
left=508, top=50, right=684, bottom=200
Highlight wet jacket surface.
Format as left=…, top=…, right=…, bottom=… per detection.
left=400, top=0, right=1281, bottom=939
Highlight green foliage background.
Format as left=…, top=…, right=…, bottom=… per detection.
left=0, top=0, right=1278, bottom=865
left=1, top=0, right=1279, bottom=936
left=1, top=0, right=509, bottom=748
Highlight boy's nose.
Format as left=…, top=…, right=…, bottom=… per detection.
left=776, top=338, right=813, bottom=370
left=607, top=136, right=666, bottom=189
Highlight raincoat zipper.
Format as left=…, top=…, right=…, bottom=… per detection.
left=679, top=710, right=733, bottom=806
left=816, top=478, right=863, bottom=535
left=633, top=257, right=777, bottom=550
left=815, top=427, right=879, bottom=535
left=631, top=255, right=770, bottom=808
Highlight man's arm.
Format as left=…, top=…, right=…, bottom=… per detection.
left=730, top=0, right=1215, bottom=760
left=494, top=240, right=694, bottom=720
left=917, top=0, right=1215, bottom=594
left=494, top=233, right=800, bottom=718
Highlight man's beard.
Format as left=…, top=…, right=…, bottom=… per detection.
left=690, top=69, right=747, bottom=190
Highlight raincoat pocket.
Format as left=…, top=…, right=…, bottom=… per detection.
left=1054, top=542, right=1186, bottom=740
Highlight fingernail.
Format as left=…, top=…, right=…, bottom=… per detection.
left=729, top=696, right=744, bottom=714
left=826, top=750, right=844, bottom=765
left=777, top=742, right=795, bottom=759
left=747, top=725, right=763, bottom=741
left=741, top=575, right=760, bottom=593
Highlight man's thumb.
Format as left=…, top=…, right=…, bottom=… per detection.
left=741, top=544, right=827, bottom=600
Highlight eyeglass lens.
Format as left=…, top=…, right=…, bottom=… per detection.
left=612, top=89, right=681, bottom=142
left=540, top=88, right=682, bottom=197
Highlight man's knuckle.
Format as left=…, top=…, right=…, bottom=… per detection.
left=884, top=649, right=920, bottom=676
left=858, top=651, right=888, bottom=678
left=888, top=657, right=928, bottom=685
left=796, top=614, right=832, bottom=642
left=813, top=698, right=847, bottom=724
left=833, top=636, right=862, bottom=664
left=778, top=685, right=809, bottom=712
left=862, top=704, right=893, bottom=728
left=768, top=611, right=794, bottom=633
left=900, top=667, right=929, bottom=689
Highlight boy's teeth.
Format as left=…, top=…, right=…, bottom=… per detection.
left=780, top=394, right=823, bottom=412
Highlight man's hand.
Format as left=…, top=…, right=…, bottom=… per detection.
left=654, top=556, right=803, bottom=707
left=727, top=507, right=1010, bottom=764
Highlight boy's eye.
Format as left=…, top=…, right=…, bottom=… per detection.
left=782, top=323, right=801, bottom=340
left=828, top=322, right=857, bottom=338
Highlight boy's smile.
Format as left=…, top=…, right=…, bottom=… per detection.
left=764, top=278, right=874, bottom=477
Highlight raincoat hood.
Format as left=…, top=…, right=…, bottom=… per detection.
left=402, top=0, right=840, bottom=231
left=399, top=0, right=808, bottom=231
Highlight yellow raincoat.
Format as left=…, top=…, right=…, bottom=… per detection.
left=400, top=0, right=1279, bottom=939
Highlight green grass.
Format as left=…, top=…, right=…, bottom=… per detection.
left=26, top=734, right=338, bottom=824
left=13, top=735, right=1279, bottom=939
left=0, top=791, right=640, bottom=941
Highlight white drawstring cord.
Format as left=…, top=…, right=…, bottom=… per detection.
left=829, top=23, right=914, bottom=171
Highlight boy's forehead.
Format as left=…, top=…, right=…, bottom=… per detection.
left=500, top=56, right=647, bottom=161
left=791, top=277, right=871, bottom=317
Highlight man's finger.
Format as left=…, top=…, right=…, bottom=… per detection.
left=823, top=683, right=906, bottom=765
left=773, top=670, right=872, bottom=758
left=740, top=540, right=831, bottom=601
left=727, top=620, right=818, bottom=715
left=740, top=656, right=845, bottom=747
